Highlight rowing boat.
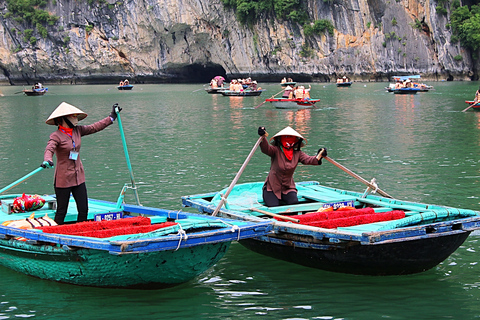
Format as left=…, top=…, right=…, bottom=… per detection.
left=0, top=188, right=272, bottom=288
left=182, top=181, right=480, bottom=275
left=265, top=98, right=320, bottom=109
left=23, top=88, right=48, bottom=96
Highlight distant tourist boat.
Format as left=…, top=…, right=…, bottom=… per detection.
left=23, top=83, right=48, bottom=96
left=336, top=76, right=352, bottom=87
left=386, top=75, right=433, bottom=92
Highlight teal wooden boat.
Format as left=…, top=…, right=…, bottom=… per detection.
left=0, top=189, right=272, bottom=288
left=182, top=181, right=480, bottom=275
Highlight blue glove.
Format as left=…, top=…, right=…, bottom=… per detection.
left=41, top=160, right=54, bottom=169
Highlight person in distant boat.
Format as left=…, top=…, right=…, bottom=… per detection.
left=281, top=77, right=287, bottom=84
left=257, top=126, right=327, bottom=207
left=124, top=79, right=129, bottom=85
left=283, top=85, right=294, bottom=98
left=41, top=102, right=122, bottom=225
left=210, top=78, right=218, bottom=89
left=474, top=86, right=480, bottom=104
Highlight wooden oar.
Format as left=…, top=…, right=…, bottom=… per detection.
left=462, top=101, right=479, bottom=112
left=212, top=135, right=265, bottom=216
left=0, top=166, right=45, bottom=195
left=192, top=85, right=207, bottom=93
left=250, top=207, right=300, bottom=222
left=323, top=156, right=394, bottom=199
left=254, top=88, right=285, bottom=109
left=115, top=106, right=141, bottom=206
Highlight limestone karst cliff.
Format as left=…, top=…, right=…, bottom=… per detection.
left=0, top=0, right=477, bottom=84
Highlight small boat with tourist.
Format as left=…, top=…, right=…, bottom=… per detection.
left=117, top=79, right=133, bottom=90
left=206, top=76, right=227, bottom=94
left=336, top=76, right=352, bottom=87
left=265, top=98, right=320, bottom=109
left=182, top=168, right=480, bottom=276
left=23, top=83, right=48, bottom=96
left=280, top=77, right=296, bottom=87
left=386, top=75, right=433, bottom=93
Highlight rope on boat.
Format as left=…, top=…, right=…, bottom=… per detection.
left=175, top=224, right=188, bottom=251
left=214, top=219, right=241, bottom=240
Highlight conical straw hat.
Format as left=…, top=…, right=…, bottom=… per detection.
left=45, top=102, right=88, bottom=125
left=269, top=126, right=307, bottom=146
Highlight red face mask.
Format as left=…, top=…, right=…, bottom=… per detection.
left=280, top=136, right=298, bottom=160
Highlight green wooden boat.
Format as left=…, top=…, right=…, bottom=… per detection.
left=182, top=181, right=480, bottom=275
left=0, top=188, right=272, bottom=288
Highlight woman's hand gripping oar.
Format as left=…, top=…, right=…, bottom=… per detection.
left=321, top=155, right=394, bottom=199
left=254, top=88, right=286, bottom=109
left=212, top=132, right=267, bottom=216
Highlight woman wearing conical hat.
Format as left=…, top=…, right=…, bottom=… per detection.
left=258, top=126, right=327, bottom=207
left=42, top=102, right=122, bottom=224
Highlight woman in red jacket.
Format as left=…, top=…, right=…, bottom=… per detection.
left=258, top=126, right=327, bottom=207
left=42, top=102, right=121, bottom=224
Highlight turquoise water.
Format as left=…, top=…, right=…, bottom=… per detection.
left=0, top=81, right=479, bottom=319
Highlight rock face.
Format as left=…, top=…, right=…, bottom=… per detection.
left=0, top=0, right=477, bottom=84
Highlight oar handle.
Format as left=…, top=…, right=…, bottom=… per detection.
left=323, top=156, right=394, bottom=199
left=212, top=136, right=264, bottom=216
left=0, top=166, right=45, bottom=195
left=116, top=107, right=141, bottom=206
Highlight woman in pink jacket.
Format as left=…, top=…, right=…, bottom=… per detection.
left=258, top=126, right=327, bottom=207
left=42, top=102, right=121, bottom=224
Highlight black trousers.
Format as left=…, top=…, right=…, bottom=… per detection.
left=262, top=189, right=298, bottom=207
left=54, top=182, right=88, bottom=224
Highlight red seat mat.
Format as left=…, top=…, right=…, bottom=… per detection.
left=305, top=210, right=405, bottom=229
left=274, top=208, right=405, bottom=229
left=38, top=216, right=178, bottom=238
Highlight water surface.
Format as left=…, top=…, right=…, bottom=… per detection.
left=0, top=81, right=479, bottom=319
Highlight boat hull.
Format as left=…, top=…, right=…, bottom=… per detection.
left=240, top=231, right=469, bottom=275
left=221, top=90, right=264, bottom=96
left=266, top=98, right=320, bottom=109
left=392, top=88, right=419, bottom=94
left=0, top=238, right=229, bottom=288
left=336, top=82, right=352, bottom=87
left=117, top=85, right=133, bottom=90
left=205, top=87, right=227, bottom=94
left=182, top=181, right=480, bottom=276
left=0, top=196, right=272, bottom=288
left=23, top=89, right=47, bottom=96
